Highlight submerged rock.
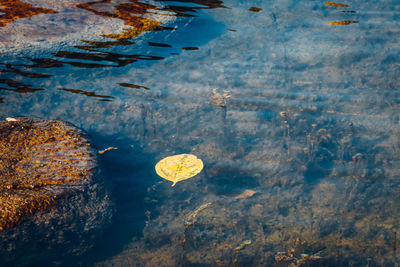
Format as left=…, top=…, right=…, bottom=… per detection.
left=0, top=118, right=112, bottom=265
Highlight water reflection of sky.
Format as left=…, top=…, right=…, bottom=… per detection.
left=1, top=0, right=400, bottom=266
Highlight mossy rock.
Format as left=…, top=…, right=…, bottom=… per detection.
left=0, top=118, right=112, bottom=265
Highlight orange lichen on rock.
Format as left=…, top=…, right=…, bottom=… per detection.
left=0, top=118, right=97, bottom=231
left=0, top=190, right=56, bottom=231
left=0, top=0, right=58, bottom=27
left=77, top=0, right=164, bottom=40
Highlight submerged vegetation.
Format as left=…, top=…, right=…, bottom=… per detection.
left=97, top=108, right=400, bottom=266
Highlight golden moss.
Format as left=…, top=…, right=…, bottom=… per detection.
left=0, top=0, right=57, bottom=27
left=0, top=118, right=96, bottom=231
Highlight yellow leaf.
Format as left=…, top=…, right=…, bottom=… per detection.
left=155, top=154, right=204, bottom=186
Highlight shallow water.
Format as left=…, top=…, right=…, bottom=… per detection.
left=1, top=0, right=400, bottom=266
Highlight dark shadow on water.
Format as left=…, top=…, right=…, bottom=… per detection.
left=55, top=134, right=160, bottom=266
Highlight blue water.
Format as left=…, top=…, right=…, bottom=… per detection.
left=1, top=0, right=400, bottom=266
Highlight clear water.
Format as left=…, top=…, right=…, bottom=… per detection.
left=1, top=0, right=400, bottom=266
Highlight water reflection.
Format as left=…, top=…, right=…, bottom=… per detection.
left=117, top=83, right=150, bottom=90
left=181, top=46, right=199, bottom=50
left=53, top=50, right=164, bottom=68
left=0, top=0, right=227, bottom=102
left=326, top=20, right=359, bottom=25
left=0, top=0, right=57, bottom=27
left=324, top=1, right=358, bottom=26
left=324, top=2, right=349, bottom=7
left=63, top=0, right=225, bottom=66
left=148, top=42, right=172, bottom=48
left=247, top=7, right=262, bottom=12
left=21, top=58, right=64, bottom=68
left=0, top=59, right=60, bottom=95
left=158, top=0, right=228, bottom=10
left=76, top=0, right=166, bottom=40
left=58, top=88, right=114, bottom=101
left=0, top=79, right=44, bottom=93
left=0, top=63, right=51, bottom=78
left=77, top=39, right=135, bottom=49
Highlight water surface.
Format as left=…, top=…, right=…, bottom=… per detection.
left=1, top=0, right=400, bottom=266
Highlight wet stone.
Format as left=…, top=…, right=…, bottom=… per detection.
left=0, top=118, right=111, bottom=264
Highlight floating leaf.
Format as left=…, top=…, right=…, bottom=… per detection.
left=155, top=154, right=203, bottom=186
